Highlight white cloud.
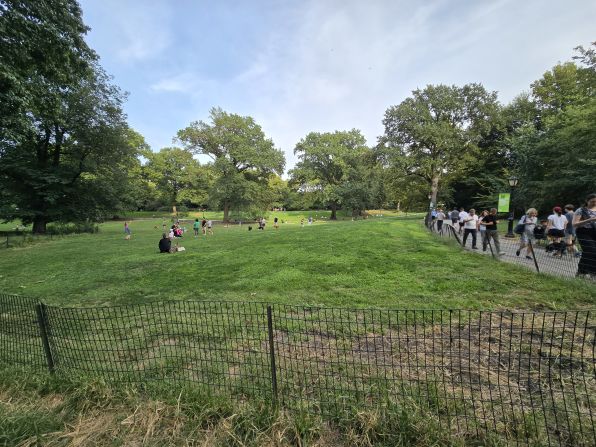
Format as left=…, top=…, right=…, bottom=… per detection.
left=87, top=0, right=596, bottom=171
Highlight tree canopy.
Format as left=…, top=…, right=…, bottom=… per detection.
left=176, top=108, right=285, bottom=221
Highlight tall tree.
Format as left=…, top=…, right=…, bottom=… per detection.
left=380, top=84, right=499, bottom=210
left=0, top=0, right=138, bottom=232
left=176, top=108, right=285, bottom=222
left=143, top=147, right=208, bottom=210
left=290, top=130, right=369, bottom=219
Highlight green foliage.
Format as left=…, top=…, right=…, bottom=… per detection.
left=0, top=0, right=140, bottom=233
left=290, top=129, right=373, bottom=219
left=176, top=107, right=285, bottom=221
left=380, top=84, right=500, bottom=207
left=143, top=147, right=211, bottom=208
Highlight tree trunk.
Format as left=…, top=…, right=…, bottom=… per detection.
left=32, top=216, right=47, bottom=234
left=223, top=202, right=230, bottom=223
left=330, top=202, right=337, bottom=220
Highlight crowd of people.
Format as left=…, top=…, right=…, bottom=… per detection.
left=431, top=193, right=596, bottom=278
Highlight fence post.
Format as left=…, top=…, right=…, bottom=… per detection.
left=35, top=303, right=55, bottom=374
left=449, top=225, right=462, bottom=246
left=266, top=305, right=279, bottom=404
left=528, top=240, right=540, bottom=273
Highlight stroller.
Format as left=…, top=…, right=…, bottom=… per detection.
left=533, top=224, right=546, bottom=245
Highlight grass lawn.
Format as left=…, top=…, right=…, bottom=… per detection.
left=0, top=215, right=593, bottom=308
left=2, top=215, right=595, bottom=446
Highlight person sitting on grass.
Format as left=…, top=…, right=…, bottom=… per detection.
left=158, top=234, right=171, bottom=253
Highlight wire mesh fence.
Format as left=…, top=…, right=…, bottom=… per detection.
left=428, top=220, right=596, bottom=282
left=1, top=294, right=595, bottom=445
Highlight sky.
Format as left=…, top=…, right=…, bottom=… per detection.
left=79, top=0, right=596, bottom=171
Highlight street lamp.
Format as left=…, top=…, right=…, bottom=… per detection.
left=505, top=176, right=519, bottom=237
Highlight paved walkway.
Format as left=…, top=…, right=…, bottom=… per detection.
left=432, top=222, right=585, bottom=280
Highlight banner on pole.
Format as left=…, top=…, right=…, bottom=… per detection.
left=497, top=193, right=510, bottom=213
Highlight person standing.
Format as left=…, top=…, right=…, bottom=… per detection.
left=450, top=208, right=459, bottom=226
left=308, top=216, right=313, bottom=225
left=462, top=209, right=479, bottom=249
left=478, top=210, right=489, bottom=249
left=564, top=204, right=578, bottom=257
left=573, top=193, right=596, bottom=278
left=274, top=216, right=279, bottom=229
left=436, top=208, right=445, bottom=233
left=547, top=206, right=567, bottom=257
left=207, top=220, right=213, bottom=235
left=201, top=218, right=207, bottom=235
left=516, top=208, right=538, bottom=259
left=124, top=221, right=131, bottom=239
left=458, top=208, right=468, bottom=235
left=482, top=208, right=503, bottom=255
left=193, top=219, right=200, bottom=237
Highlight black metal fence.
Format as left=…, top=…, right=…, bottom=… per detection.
left=1, top=294, right=594, bottom=445
left=428, top=220, right=596, bottom=282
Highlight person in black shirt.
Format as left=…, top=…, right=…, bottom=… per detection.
left=482, top=208, right=502, bottom=255
left=159, top=234, right=171, bottom=253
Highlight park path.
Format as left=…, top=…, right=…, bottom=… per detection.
left=435, top=222, right=583, bottom=280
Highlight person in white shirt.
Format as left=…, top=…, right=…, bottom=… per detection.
left=547, top=206, right=567, bottom=257
left=436, top=209, right=446, bottom=233
left=463, top=208, right=479, bottom=249
left=458, top=208, right=468, bottom=235
left=207, top=220, right=213, bottom=235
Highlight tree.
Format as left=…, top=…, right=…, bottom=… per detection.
left=0, top=0, right=138, bottom=232
left=176, top=108, right=285, bottom=222
left=290, top=130, right=370, bottom=219
left=380, top=84, right=499, bottom=211
left=144, top=147, right=208, bottom=210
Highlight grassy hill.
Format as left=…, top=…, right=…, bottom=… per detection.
left=0, top=215, right=593, bottom=308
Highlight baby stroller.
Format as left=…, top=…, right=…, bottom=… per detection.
left=533, top=224, right=546, bottom=246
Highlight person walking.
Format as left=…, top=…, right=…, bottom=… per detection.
left=124, top=221, right=131, bottom=239
left=547, top=206, right=567, bottom=257
left=436, top=208, right=445, bottom=233
left=462, top=209, right=479, bottom=249
left=573, top=193, right=596, bottom=278
left=458, top=208, right=468, bottom=235
left=482, top=208, right=503, bottom=255
left=201, top=218, right=207, bottom=235
left=273, top=216, right=279, bottom=229
left=207, top=220, right=213, bottom=235
left=516, top=208, right=538, bottom=259
left=564, top=204, right=578, bottom=257
left=450, top=208, right=459, bottom=226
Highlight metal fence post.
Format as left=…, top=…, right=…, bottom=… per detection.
left=449, top=225, right=463, bottom=246
left=266, top=305, right=279, bottom=404
left=35, top=303, right=55, bottom=374
left=528, top=240, right=540, bottom=273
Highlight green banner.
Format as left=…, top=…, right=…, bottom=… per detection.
left=497, top=193, right=510, bottom=213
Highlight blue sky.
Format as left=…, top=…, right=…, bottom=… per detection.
left=79, top=0, right=595, bottom=170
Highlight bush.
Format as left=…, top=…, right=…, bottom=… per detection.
left=46, top=222, right=99, bottom=236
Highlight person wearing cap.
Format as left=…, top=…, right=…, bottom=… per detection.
left=547, top=206, right=567, bottom=257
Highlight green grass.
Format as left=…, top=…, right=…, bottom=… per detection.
left=0, top=365, right=509, bottom=447
left=0, top=215, right=593, bottom=308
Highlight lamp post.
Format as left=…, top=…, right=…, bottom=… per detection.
left=505, top=176, right=519, bottom=238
